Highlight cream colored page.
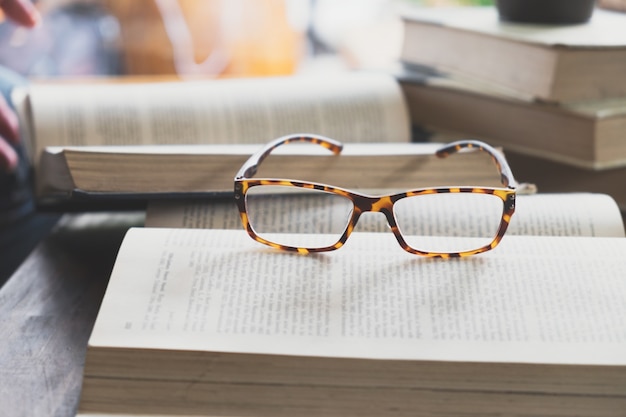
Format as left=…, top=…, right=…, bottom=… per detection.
left=145, top=193, right=625, bottom=237
left=145, top=198, right=241, bottom=229
left=91, top=227, right=626, bottom=365
left=510, top=193, right=624, bottom=237
left=28, top=74, right=409, bottom=156
left=77, top=415, right=182, bottom=417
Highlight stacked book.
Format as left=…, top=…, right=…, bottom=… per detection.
left=398, top=5, right=626, bottom=209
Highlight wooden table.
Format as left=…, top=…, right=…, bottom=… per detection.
left=0, top=212, right=144, bottom=417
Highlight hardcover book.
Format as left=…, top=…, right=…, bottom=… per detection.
left=400, top=6, right=626, bottom=102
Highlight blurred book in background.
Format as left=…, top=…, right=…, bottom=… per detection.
left=400, top=6, right=626, bottom=102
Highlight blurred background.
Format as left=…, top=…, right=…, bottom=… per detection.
left=0, top=0, right=501, bottom=80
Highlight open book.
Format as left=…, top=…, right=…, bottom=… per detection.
left=12, top=73, right=411, bottom=207
left=77, top=192, right=625, bottom=417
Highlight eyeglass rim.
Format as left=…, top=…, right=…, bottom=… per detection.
left=234, top=134, right=518, bottom=258
left=235, top=179, right=515, bottom=258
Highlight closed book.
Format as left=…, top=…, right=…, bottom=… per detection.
left=399, top=71, right=626, bottom=170
left=400, top=6, right=626, bottom=102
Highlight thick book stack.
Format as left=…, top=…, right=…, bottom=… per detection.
left=399, top=6, right=626, bottom=209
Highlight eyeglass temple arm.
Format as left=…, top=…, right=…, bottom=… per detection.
left=235, top=134, right=343, bottom=179
left=436, top=140, right=518, bottom=189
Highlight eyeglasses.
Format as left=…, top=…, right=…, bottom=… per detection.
left=234, top=134, right=517, bottom=258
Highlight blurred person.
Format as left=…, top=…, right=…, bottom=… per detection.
left=0, top=0, right=59, bottom=286
left=0, top=0, right=39, bottom=173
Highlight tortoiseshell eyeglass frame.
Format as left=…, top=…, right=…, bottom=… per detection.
left=234, top=134, right=517, bottom=258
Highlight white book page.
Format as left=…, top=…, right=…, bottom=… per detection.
left=145, top=193, right=625, bottom=238
left=90, top=227, right=626, bottom=366
left=402, top=7, right=626, bottom=47
left=43, top=142, right=443, bottom=156
left=27, top=74, right=410, bottom=159
left=510, top=193, right=624, bottom=237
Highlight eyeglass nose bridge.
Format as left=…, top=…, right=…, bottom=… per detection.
left=350, top=193, right=404, bottom=242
